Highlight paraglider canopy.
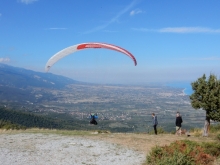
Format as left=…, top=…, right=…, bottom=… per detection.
left=45, top=42, right=137, bottom=72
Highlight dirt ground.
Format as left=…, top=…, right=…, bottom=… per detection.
left=0, top=129, right=217, bottom=165
left=0, top=131, right=146, bottom=165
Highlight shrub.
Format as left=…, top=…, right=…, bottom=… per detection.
left=190, top=128, right=202, bottom=137
left=157, top=126, right=166, bottom=134
left=217, top=134, right=220, bottom=141
left=97, top=130, right=110, bottom=134
left=202, top=142, right=220, bottom=157
left=210, top=124, right=220, bottom=133
left=147, top=140, right=214, bottom=165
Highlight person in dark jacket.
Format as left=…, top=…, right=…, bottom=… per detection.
left=175, top=112, right=183, bottom=135
left=152, top=113, right=158, bottom=135
left=90, top=113, right=98, bottom=125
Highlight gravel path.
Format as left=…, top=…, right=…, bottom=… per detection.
left=0, top=133, right=145, bottom=165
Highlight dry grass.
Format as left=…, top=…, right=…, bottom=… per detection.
left=86, top=133, right=216, bottom=155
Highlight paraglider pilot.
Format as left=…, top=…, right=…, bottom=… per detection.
left=90, top=113, right=98, bottom=125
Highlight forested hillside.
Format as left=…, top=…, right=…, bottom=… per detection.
left=0, top=107, right=88, bottom=130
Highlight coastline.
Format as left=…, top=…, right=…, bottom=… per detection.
left=166, top=82, right=192, bottom=96
left=183, top=88, right=187, bottom=95
left=183, top=87, right=193, bottom=96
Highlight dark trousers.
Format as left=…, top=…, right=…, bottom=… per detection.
left=153, top=125, right=157, bottom=135
left=90, top=119, right=98, bottom=125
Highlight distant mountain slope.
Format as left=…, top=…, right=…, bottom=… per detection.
left=0, top=63, right=79, bottom=89
left=0, top=63, right=82, bottom=104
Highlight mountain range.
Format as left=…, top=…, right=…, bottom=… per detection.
left=0, top=63, right=79, bottom=89
left=0, top=63, right=80, bottom=104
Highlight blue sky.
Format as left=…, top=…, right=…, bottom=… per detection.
left=0, top=0, right=220, bottom=84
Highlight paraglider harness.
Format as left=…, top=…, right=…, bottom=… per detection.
left=90, top=113, right=98, bottom=125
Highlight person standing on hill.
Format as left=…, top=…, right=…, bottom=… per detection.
left=175, top=112, right=183, bottom=135
left=152, top=113, right=158, bottom=135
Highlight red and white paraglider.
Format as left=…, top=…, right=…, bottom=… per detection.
left=45, top=42, right=137, bottom=72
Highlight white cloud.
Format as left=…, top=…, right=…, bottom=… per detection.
left=130, top=9, right=144, bottom=16
left=19, top=0, right=38, bottom=5
left=132, top=27, right=220, bottom=33
left=83, top=0, right=138, bottom=34
left=0, top=13, right=2, bottom=17
left=0, top=58, right=10, bottom=63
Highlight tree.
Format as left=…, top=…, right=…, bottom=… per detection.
left=190, top=74, right=220, bottom=136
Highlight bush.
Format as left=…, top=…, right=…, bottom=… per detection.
left=217, top=134, right=220, bottom=141
left=190, top=128, right=201, bottom=133
left=147, top=140, right=214, bottom=165
left=190, top=128, right=202, bottom=137
left=97, top=130, right=110, bottom=134
left=157, top=126, right=166, bottom=134
left=202, top=142, right=220, bottom=157
left=210, top=124, right=220, bottom=133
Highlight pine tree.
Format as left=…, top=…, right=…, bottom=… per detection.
left=190, top=74, right=220, bottom=136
